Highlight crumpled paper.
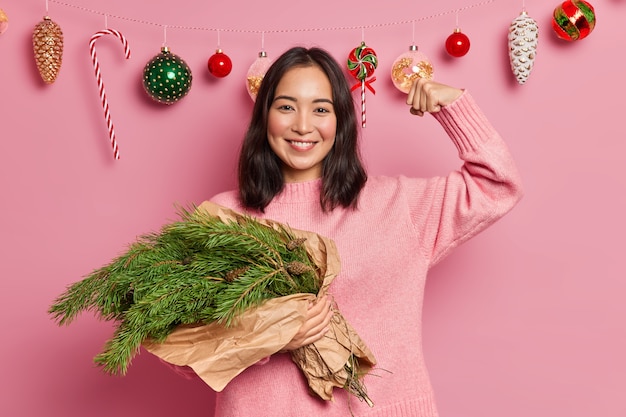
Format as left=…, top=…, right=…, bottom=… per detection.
left=143, top=201, right=376, bottom=402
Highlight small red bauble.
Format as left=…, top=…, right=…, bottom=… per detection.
left=445, top=29, right=470, bottom=57
left=208, top=49, right=232, bottom=77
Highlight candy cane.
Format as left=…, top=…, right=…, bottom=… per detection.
left=89, top=29, right=131, bottom=160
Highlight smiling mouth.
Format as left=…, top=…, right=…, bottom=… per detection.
left=288, top=140, right=316, bottom=149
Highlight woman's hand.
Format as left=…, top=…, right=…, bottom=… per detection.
left=406, top=78, right=463, bottom=117
left=281, top=294, right=333, bottom=351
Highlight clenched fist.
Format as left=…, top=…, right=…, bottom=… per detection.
left=407, top=78, right=463, bottom=117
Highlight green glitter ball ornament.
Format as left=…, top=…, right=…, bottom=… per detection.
left=143, top=47, right=192, bottom=104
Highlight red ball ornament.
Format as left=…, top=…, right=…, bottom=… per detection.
left=445, top=29, right=470, bottom=57
left=552, top=0, right=596, bottom=41
left=208, top=49, right=232, bottom=77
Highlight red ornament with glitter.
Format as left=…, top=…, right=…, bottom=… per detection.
left=208, top=49, right=232, bottom=78
left=552, top=0, right=596, bottom=41
left=445, top=29, right=470, bottom=57
left=347, top=42, right=378, bottom=128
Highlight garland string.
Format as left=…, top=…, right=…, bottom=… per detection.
left=48, top=0, right=496, bottom=34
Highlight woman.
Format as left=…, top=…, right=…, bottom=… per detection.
left=209, top=46, right=523, bottom=416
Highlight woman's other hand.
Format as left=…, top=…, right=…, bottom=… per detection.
left=281, top=294, right=333, bottom=351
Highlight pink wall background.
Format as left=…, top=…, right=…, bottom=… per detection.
left=1, top=0, right=624, bottom=416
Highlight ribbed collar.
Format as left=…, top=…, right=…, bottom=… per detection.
left=271, top=178, right=322, bottom=204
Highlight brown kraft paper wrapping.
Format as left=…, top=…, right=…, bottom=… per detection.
left=143, top=201, right=376, bottom=401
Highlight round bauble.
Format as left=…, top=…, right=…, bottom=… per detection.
left=143, top=47, right=192, bottom=104
left=208, top=49, right=232, bottom=78
left=0, top=8, right=8, bottom=35
left=552, top=0, right=596, bottom=41
left=445, top=29, right=471, bottom=57
left=390, top=45, right=434, bottom=94
left=246, top=51, right=272, bottom=101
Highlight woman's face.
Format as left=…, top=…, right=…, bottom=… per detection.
left=267, top=65, right=337, bottom=183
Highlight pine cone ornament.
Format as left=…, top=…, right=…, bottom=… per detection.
left=508, top=11, right=539, bottom=85
left=32, top=16, right=64, bottom=84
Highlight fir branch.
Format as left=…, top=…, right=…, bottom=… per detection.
left=49, top=204, right=320, bottom=373
left=48, top=269, right=111, bottom=325
left=95, top=274, right=225, bottom=374
left=212, top=267, right=284, bottom=326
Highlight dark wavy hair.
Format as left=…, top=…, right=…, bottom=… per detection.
left=238, top=46, right=367, bottom=213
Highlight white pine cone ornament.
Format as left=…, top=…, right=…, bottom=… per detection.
left=508, top=11, right=538, bottom=85
left=32, top=16, right=64, bottom=84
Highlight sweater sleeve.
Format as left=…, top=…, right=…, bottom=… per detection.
left=409, top=90, right=523, bottom=266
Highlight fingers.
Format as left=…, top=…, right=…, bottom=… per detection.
left=296, top=309, right=331, bottom=346
left=305, top=295, right=333, bottom=334
left=407, top=78, right=439, bottom=116
left=406, top=79, right=462, bottom=116
left=282, top=295, right=333, bottom=351
left=409, top=107, right=424, bottom=117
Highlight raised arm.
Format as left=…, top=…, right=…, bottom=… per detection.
left=406, top=80, right=524, bottom=266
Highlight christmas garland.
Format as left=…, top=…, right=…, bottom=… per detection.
left=49, top=202, right=376, bottom=407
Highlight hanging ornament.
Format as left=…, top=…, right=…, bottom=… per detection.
left=246, top=50, right=272, bottom=101
left=208, top=49, right=232, bottom=78
left=445, top=29, right=471, bottom=57
left=0, top=8, right=8, bottom=35
left=89, top=29, right=131, bottom=160
left=347, top=42, right=378, bottom=128
left=552, top=0, right=596, bottom=41
left=391, top=45, right=434, bottom=94
left=32, top=16, right=64, bottom=84
left=508, top=11, right=539, bottom=85
left=143, top=47, right=193, bottom=105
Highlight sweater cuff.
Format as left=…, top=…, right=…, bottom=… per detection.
left=431, top=90, right=497, bottom=155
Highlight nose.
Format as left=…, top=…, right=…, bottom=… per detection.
left=292, top=111, right=313, bottom=135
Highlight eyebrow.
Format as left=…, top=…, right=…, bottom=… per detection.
left=273, top=95, right=334, bottom=105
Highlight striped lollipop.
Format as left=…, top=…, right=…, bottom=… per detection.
left=347, top=42, right=378, bottom=128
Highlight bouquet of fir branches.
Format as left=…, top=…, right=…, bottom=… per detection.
left=49, top=201, right=376, bottom=406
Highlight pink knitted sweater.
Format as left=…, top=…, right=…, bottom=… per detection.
left=205, top=91, right=523, bottom=417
